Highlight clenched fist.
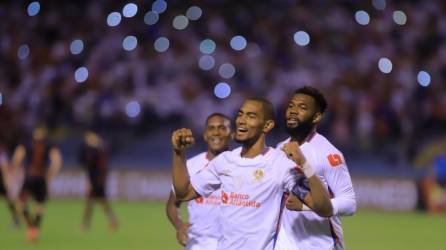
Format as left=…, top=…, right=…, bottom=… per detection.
left=172, top=128, right=195, bottom=152
left=281, top=141, right=306, bottom=166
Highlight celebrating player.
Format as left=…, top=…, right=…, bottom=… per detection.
left=171, top=98, right=332, bottom=250
left=166, top=113, right=232, bottom=249
left=275, top=86, right=357, bottom=250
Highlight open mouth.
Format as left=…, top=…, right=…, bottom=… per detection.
left=209, top=137, right=222, bottom=144
left=236, top=127, right=248, bottom=135
left=287, top=117, right=299, bottom=126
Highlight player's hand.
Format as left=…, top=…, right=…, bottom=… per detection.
left=281, top=141, right=306, bottom=165
left=172, top=129, right=195, bottom=152
left=285, top=193, right=304, bottom=211
left=176, top=222, right=191, bottom=246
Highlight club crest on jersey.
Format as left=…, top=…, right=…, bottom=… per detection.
left=253, top=168, right=264, bottom=182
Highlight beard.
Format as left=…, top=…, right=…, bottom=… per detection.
left=285, top=117, right=315, bottom=139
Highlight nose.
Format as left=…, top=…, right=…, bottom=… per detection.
left=288, top=108, right=298, bottom=116
left=236, top=115, right=246, bottom=126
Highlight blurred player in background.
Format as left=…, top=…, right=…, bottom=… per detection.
left=171, top=98, right=332, bottom=250
left=0, top=143, right=20, bottom=228
left=12, top=126, right=62, bottom=242
left=79, top=130, right=118, bottom=230
left=166, top=113, right=232, bottom=249
left=413, top=135, right=446, bottom=213
left=275, top=86, right=356, bottom=250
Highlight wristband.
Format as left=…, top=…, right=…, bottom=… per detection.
left=301, top=161, right=315, bottom=178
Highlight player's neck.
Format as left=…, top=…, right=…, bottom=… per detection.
left=206, top=148, right=228, bottom=160
left=290, top=127, right=316, bottom=144
left=241, top=134, right=266, bottom=158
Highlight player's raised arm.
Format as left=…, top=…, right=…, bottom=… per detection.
left=282, top=141, right=333, bottom=217
left=171, top=128, right=200, bottom=201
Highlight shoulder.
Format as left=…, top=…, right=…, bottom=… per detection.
left=309, top=133, right=345, bottom=168
left=268, top=147, right=295, bottom=169
left=186, top=152, right=208, bottom=174
left=275, top=138, right=291, bottom=149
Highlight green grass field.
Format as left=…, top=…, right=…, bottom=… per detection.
left=0, top=200, right=445, bottom=250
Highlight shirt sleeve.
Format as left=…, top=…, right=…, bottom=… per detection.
left=190, top=157, right=221, bottom=198
left=323, top=153, right=356, bottom=216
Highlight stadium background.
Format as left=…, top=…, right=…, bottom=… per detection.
left=0, top=0, right=445, bottom=249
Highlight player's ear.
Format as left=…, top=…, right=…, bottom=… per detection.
left=263, top=119, right=275, bottom=133
left=312, top=112, right=322, bottom=124
left=203, top=131, right=208, bottom=142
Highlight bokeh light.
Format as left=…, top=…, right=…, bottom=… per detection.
left=0, top=93, right=2, bottom=106
left=154, top=37, right=170, bottom=52
left=126, top=101, right=141, bottom=118
left=186, top=6, right=202, bottom=21
left=144, top=11, right=159, bottom=25
left=172, top=15, right=189, bottom=30
left=393, top=11, right=407, bottom=25
left=74, top=67, right=89, bottom=83
left=230, top=36, right=247, bottom=51
left=122, top=3, right=138, bottom=18
left=218, top=63, right=236, bottom=79
left=198, top=55, right=215, bottom=71
left=17, top=44, right=30, bottom=60
left=417, top=71, right=431, bottom=87
left=293, top=31, right=310, bottom=46
left=27, top=1, right=40, bottom=16
left=152, top=0, right=167, bottom=14
left=70, top=39, right=84, bottom=55
left=355, top=10, right=370, bottom=25
left=214, top=82, right=231, bottom=99
left=199, top=39, right=216, bottom=54
left=378, top=58, right=393, bottom=74
left=107, top=12, right=122, bottom=27
left=122, top=36, right=138, bottom=51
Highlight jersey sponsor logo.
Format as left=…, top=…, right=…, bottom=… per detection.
left=252, top=168, right=264, bottom=182
left=195, top=197, right=204, bottom=204
left=221, top=190, right=261, bottom=208
left=194, top=194, right=220, bottom=205
left=327, top=154, right=342, bottom=167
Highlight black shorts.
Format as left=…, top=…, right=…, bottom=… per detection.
left=89, top=183, right=106, bottom=198
left=20, top=176, right=47, bottom=203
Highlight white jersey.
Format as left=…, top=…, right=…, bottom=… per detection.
left=190, top=146, right=300, bottom=250
left=275, top=133, right=356, bottom=250
left=186, top=152, right=221, bottom=250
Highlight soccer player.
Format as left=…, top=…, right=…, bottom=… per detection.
left=11, top=126, right=62, bottom=242
left=0, top=143, right=20, bottom=228
left=275, top=86, right=357, bottom=250
left=166, top=113, right=232, bottom=249
left=79, top=130, right=118, bottom=231
left=171, top=98, right=333, bottom=250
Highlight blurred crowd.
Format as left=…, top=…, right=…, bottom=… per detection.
left=0, top=0, right=445, bottom=165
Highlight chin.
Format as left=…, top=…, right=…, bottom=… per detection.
left=234, top=137, right=245, bottom=143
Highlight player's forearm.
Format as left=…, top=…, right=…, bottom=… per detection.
left=307, top=176, right=333, bottom=217
left=172, top=150, right=193, bottom=200
left=166, top=192, right=184, bottom=229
